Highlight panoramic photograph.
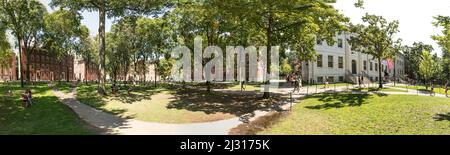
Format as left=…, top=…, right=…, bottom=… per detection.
left=0, top=0, right=449, bottom=151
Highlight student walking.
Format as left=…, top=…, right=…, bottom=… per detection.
left=430, top=83, right=435, bottom=96
left=445, top=80, right=449, bottom=97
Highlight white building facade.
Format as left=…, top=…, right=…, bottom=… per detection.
left=301, top=33, right=405, bottom=84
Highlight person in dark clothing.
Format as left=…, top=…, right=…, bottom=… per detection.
left=445, top=80, right=449, bottom=97
left=240, top=81, right=246, bottom=91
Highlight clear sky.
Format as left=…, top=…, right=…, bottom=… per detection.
left=334, top=0, right=450, bottom=56
left=39, top=0, right=114, bottom=36
left=39, top=0, right=450, bottom=56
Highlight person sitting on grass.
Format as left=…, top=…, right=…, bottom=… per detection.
left=27, top=89, right=33, bottom=106
left=21, top=93, right=28, bottom=108
left=21, top=89, right=32, bottom=108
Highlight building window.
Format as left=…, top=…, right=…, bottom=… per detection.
left=327, top=76, right=334, bottom=83
left=328, top=55, right=334, bottom=68
left=370, top=62, right=373, bottom=71
left=375, top=77, right=378, bottom=81
left=317, top=55, right=323, bottom=68
left=363, top=60, right=367, bottom=70
left=375, top=63, right=378, bottom=71
left=317, top=77, right=324, bottom=83
left=338, top=56, right=343, bottom=69
left=338, top=39, right=343, bottom=48
left=339, top=76, right=344, bottom=82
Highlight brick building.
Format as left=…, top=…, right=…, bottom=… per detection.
left=0, top=52, right=17, bottom=82
left=21, top=48, right=74, bottom=82
left=74, top=56, right=99, bottom=82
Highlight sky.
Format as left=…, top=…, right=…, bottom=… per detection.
left=334, top=0, right=450, bottom=56
left=39, top=0, right=114, bottom=35
left=39, top=0, right=450, bottom=56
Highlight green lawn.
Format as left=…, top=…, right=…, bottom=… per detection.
left=0, top=83, right=94, bottom=135
left=76, top=83, right=282, bottom=124
left=53, top=82, right=73, bottom=93
left=259, top=93, right=450, bottom=135
left=351, top=87, right=408, bottom=92
left=304, top=82, right=352, bottom=88
left=227, top=84, right=260, bottom=91
left=392, top=85, right=448, bottom=95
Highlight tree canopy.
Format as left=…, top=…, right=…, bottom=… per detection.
left=0, top=0, right=48, bottom=87
left=348, top=13, right=402, bottom=88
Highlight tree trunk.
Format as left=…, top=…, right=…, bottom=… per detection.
left=263, top=11, right=273, bottom=99
left=206, top=81, right=211, bottom=92
left=17, top=37, right=24, bottom=87
left=143, top=56, right=147, bottom=85
left=154, top=62, right=157, bottom=87
left=378, top=58, right=383, bottom=89
left=66, top=55, right=70, bottom=82
left=25, top=46, right=30, bottom=84
left=98, top=2, right=107, bottom=95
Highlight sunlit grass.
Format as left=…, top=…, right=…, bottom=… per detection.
left=0, top=83, right=94, bottom=135
left=259, top=94, right=450, bottom=135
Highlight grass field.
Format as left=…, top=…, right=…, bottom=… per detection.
left=0, top=83, right=94, bottom=135
left=351, top=87, right=408, bottom=92
left=392, top=85, right=448, bottom=95
left=76, top=84, right=282, bottom=123
left=259, top=93, right=450, bottom=135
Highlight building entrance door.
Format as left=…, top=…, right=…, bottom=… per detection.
left=352, top=60, right=357, bottom=74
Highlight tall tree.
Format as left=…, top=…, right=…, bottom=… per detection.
left=419, top=50, right=437, bottom=90
left=280, top=58, right=293, bottom=77
left=0, top=24, right=14, bottom=72
left=43, top=9, right=84, bottom=82
left=1, top=0, right=47, bottom=87
left=136, top=17, right=173, bottom=87
left=403, top=42, right=434, bottom=80
left=215, top=0, right=349, bottom=98
left=168, top=1, right=233, bottom=91
left=50, top=0, right=173, bottom=95
left=348, top=13, right=401, bottom=89
left=432, top=15, right=450, bottom=81
left=157, top=57, right=176, bottom=81
left=0, top=21, right=9, bottom=53
left=75, top=26, right=98, bottom=79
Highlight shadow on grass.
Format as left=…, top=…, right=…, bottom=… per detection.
left=111, top=84, right=171, bottom=104
left=166, top=88, right=286, bottom=123
left=76, top=84, right=170, bottom=116
left=304, top=93, right=385, bottom=110
left=433, top=113, right=450, bottom=121
left=0, top=84, right=94, bottom=134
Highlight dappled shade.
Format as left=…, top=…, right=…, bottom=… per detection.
left=433, top=113, right=450, bottom=121
left=166, top=88, right=287, bottom=123
left=304, top=93, right=374, bottom=109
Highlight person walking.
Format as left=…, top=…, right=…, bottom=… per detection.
left=445, top=80, right=449, bottom=97
left=430, top=82, right=435, bottom=96
left=240, top=81, right=246, bottom=91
